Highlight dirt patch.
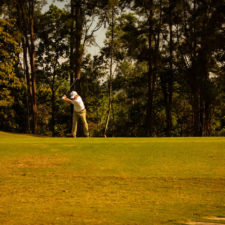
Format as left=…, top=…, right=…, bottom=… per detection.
left=204, top=217, right=225, bottom=221
left=186, top=216, right=225, bottom=225
left=187, top=222, right=225, bottom=225
left=5, top=155, right=68, bottom=169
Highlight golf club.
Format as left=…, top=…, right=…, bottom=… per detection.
left=62, top=78, right=78, bottom=99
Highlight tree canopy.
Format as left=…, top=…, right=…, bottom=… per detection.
left=0, top=0, right=225, bottom=137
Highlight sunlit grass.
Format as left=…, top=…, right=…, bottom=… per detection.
left=0, top=131, right=225, bottom=225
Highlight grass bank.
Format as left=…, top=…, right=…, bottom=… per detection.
left=0, top=131, right=225, bottom=224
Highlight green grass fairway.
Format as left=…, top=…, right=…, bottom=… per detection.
left=0, top=131, right=225, bottom=225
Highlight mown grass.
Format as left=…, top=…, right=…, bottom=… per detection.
left=0, top=131, right=225, bottom=225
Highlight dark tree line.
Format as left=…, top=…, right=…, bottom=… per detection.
left=0, top=0, right=225, bottom=137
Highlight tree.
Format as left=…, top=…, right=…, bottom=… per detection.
left=37, top=5, right=69, bottom=136
left=67, top=0, right=107, bottom=93
left=103, top=0, right=119, bottom=137
left=14, top=0, right=46, bottom=134
left=179, top=0, right=225, bottom=136
left=0, top=18, right=21, bottom=130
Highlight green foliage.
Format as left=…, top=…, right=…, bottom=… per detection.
left=36, top=5, right=70, bottom=136
left=1, top=0, right=225, bottom=137
left=0, top=19, right=22, bottom=130
left=81, top=55, right=109, bottom=136
left=100, top=0, right=225, bottom=137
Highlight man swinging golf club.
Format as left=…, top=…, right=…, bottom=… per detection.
left=62, top=91, right=89, bottom=137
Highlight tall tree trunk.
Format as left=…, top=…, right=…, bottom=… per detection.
left=70, top=0, right=84, bottom=136
left=22, top=38, right=32, bottom=133
left=191, top=0, right=201, bottom=136
left=199, top=92, right=204, bottom=135
left=29, top=0, right=37, bottom=134
left=74, top=0, right=83, bottom=94
left=200, top=50, right=211, bottom=136
left=51, top=78, right=56, bottom=136
left=204, top=99, right=211, bottom=136
left=146, top=8, right=155, bottom=137
left=104, top=8, right=114, bottom=137
left=69, top=0, right=76, bottom=134
left=51, top=50, right=59, bottom=137
left=154, top=0, right=162, bottom=136
left=17, top=1, right=32, bottom=133
left=192, top=88, right=200, bottom=136
left=166, top=0, right=174, bottom=137
left=70, top=0, right=75, bottom=89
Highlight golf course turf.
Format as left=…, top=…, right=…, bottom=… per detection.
left=0, top=131, right=225, bottom=225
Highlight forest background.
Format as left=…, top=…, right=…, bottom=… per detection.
left=0, top=0, right=225, bottom=137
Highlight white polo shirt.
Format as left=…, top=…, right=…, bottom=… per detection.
left=71, top=95, right=85, bottom=112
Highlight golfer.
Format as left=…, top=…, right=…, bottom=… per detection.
left=62, top=91, right=89, bottom=137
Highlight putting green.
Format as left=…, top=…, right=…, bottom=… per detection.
left=0, top=131, right=225, bottom=225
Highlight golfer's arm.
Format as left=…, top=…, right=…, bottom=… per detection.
left=64, top=98, right=73, bottom=104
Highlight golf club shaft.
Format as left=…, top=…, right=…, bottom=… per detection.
left=62, top=78, right=78, bottom=98
left=70, top=78, right=77, bottom=90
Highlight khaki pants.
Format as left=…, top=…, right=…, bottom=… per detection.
left=72, top=109, right=89, bottom=137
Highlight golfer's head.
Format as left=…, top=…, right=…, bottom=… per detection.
left=70, top=91, right=77, bottom=99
